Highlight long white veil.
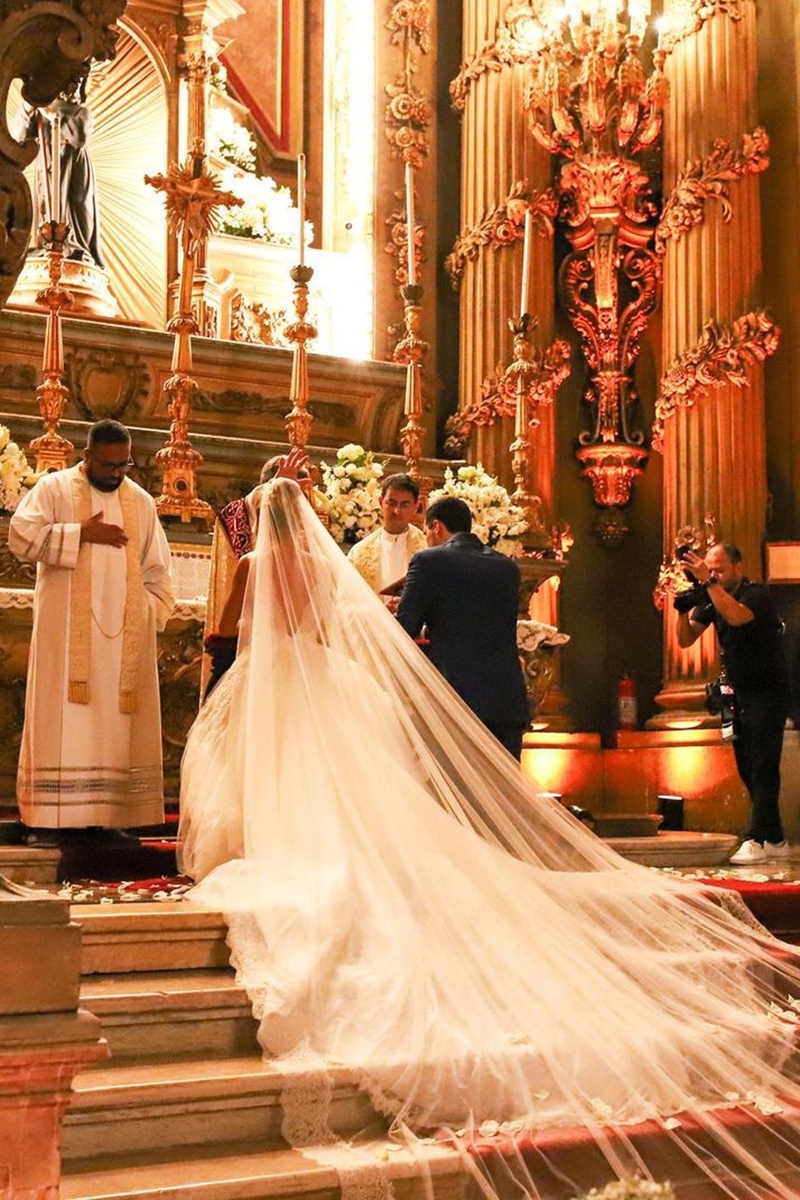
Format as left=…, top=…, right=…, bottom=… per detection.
left=180, top=478, right=800, bottom=1197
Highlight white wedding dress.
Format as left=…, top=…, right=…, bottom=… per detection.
left=180, top=479, right=800, bottom=1198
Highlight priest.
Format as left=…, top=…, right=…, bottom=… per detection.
left=347, top=473, right=426, bottom=597
left=9, top=420, right=175, bottom=843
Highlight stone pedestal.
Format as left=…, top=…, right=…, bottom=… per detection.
left=521, top=723, right=800, bottom=843
left=0, top=883, right=106, bottom=1199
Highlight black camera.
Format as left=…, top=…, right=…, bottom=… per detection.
left=673, top=584, right=708, bottom=614
left=676, top=543, right=700, bottom=586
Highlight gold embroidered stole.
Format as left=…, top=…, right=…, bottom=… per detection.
left=350, top=526, right=427, bottom=591
left=349, top=530, right=382, bottom=590
left=68, top=473, right=145, bottom=712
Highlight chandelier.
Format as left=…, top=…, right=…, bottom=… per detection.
left=518, top=0, right=669, bottom=540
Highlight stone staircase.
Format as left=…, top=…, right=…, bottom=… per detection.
left=60, top=901, right=465, bottom=1200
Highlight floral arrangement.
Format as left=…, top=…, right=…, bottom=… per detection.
left=573, top=1182, right=674, bottom=1200
left=320, top=444, right=385, bottom=545
left=428, top=464, right=528, bottom=557
left=0, top=426, right=31, bottom=512
left=217, top=166, right=314, bottom=247
left=208, top=106, right=257, bottom=171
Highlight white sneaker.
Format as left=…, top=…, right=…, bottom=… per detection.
left=764, top=840, right=790, bottom=860
left=729, top=839, right=767, bottom=866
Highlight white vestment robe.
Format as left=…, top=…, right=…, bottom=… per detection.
left=9, top=466, right=175, bottom=828
left=346, top=524, right=427, bottom=592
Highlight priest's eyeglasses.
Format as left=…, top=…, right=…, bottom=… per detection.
left=91, top=456, right=135, bottom=474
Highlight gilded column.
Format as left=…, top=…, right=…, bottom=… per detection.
left=454, top=4, right=556, bottom=489
left=652, top=0, right=772, bottom=724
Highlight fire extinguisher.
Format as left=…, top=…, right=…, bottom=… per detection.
left=617, top=672, right=638, bottom=730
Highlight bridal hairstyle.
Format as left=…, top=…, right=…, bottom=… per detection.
left=181, top=478, right=800, bottom=1199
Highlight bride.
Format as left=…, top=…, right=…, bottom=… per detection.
left=180, top=461, right=800, bottom=1198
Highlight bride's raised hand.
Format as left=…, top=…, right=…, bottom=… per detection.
left=275, top=446, right=310, bottom=482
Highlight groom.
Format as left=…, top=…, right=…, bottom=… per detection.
left=397, top=496, right=529, bottom=758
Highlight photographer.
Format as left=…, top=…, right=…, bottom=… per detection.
left=675, top=543, right=789, bottom=865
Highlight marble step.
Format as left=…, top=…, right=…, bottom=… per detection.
left=79, top=969, right=259, bottom=1063
left=73, top=901, right=230, bottom=975
left=62, top=1055, right=378, bottom=1161
left=0, top=843, right=60, bottom=883
left=606, top=830, right=738, bottom=867
left=61, top=1138, right=465, bottom=1200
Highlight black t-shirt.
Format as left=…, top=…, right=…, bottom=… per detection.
left=694, top=579, right=787, bottom=695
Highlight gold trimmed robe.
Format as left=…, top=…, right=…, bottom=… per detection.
left=346, top=525, right=427, bottom=592
left=9, top=467, right=175, bottom=828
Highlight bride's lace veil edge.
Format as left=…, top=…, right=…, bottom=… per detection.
left=180, top=477, right=800, bottom=1200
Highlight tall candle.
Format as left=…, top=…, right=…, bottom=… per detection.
left=50, top=111, right=62, bottom=224
left=297, top=152, right=306, bottom=266
left=404, top=161, right=416, bottom=286
left=519, top=208, right=532, bottom=317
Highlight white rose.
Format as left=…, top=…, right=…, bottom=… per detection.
left=0, top=427, right=9, bottom=454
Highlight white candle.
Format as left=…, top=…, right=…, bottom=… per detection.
left=50, top=111, right=61, bottom=224
left=404, top=160, right=416, bottom=286
left=297, top=152, right=306, bottom=266
left=519, top=208, right=532, bottom=316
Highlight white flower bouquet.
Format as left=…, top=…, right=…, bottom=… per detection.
left=573, top=1182, right=674, bottom=1200
left=0, top=426, right=31, bottom=512
left=208, top=106, right=257, bottom=172
left=320, top=444, right=385, bottom=545
left=218, top=165, right=314, bottom=248
left=428, top=464, right=528, bottom=557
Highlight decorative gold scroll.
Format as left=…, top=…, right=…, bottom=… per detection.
left=655, top=127, right=769, bottom=254
left=653, top=310, right=780, bottom=451
left=449, top=2, right=535, bottom=113
left=652, top=519, right=718, bottom=611
left=384, top=0, right=432, bottom=354
left=444, top=336, right=570, bottom=458
left=444, top=183, right=558, bottom=290
left=663, top=0, right=749, bottom=51
left=384, top=0, right=432, bottom=169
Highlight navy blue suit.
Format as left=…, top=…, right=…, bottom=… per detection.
left=397, top=532, right=529, bottom=756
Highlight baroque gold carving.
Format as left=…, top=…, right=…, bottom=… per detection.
left=385, top=201, right=423, bottom=290
left=384, top=0, right=432, bottom=360
left=230, top=293, right=289, bottom=347
left=663, top=0, right=748, bottom=50
left=653, top=310, right=780, bottom=450
left=449, top=2, right=535, bottom=113
left=66, top=347, right=151, bottom=421
left=655, top=128, right=769, bottom=254
left=653, top=519, right=718, bottom=611
left=384, top=0, right=432, bottom=167
left=518, top=11, right=671, bottom=533
left=444, top=334, right=570, bottom=458
left=445, top=183, right=558, bottom=290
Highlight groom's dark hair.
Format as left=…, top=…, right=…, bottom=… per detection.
left=426, top=497, right=471, bottom=534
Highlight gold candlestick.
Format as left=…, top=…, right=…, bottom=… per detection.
left=503, top=313, right=571, bottom=549
left=393, top=282, right=429, bottom=482
left=29, top=218, right=75, bottom=473
left=284, top=264, right=318, bottom=449
left=145, top=144, right=242, bottom=523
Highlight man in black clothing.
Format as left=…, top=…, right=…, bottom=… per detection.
left=676, top=542, right=789, bottom=865
left=397, top=496, right=529, bottom=759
